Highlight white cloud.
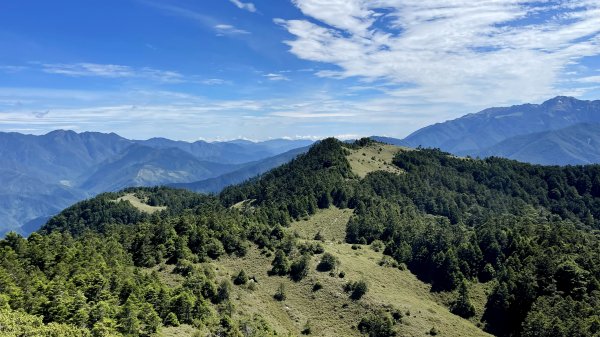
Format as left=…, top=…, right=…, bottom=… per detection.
left=577, top=75, right=600, bottom=83
left=215, top=24, right=251, bottom=35
left=41, top=63, right=184, bottom=82
left=229, top=0, right=257, bottom=13
left=270, top=111, right=354, bottom=118
left=291, top=0, right=374, bottom=36
left=201, top=78, right=231, bottom=85
left=0, top=65, right=27, bottom=73
left=264, top=73, right=290, bottom=81
left=277, top=0, right=600, bottom=107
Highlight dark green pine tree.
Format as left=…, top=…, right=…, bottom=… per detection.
left=451, top=280, right=475, bottom=318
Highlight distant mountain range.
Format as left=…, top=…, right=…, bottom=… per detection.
left=473, top=123, right=600, bottom=165
left=4, top=96, right=600, bottom=235
left=170, top=146, right=310, bottom=194
left=375, top=96, right=600, bottom=165
left=402, top=96, right=600, bottom=152
left=0, top=130, right=312, bottom=235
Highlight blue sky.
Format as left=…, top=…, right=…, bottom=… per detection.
left=1, top=0, right=600, bottom=141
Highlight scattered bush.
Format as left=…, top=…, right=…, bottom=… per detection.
left=271, top=250, right=290, bottom=276
left=314, top=231, right=324, bottom=241
left=391, top=309, right=403, bottom=322
left=345, top=280, right=368, bottom=300
left=312, top=282, right=323, bottom=292
left=274, top=283, right=286, bottom=301
left=299, top=242, right=324, bottom=255
left=358, top=311, right=396, bottom=337
left=378, top=256, right=398, bottom=268
left=216, top=280, right=232, bottom=303
left=290, top=255, right=311, bottom=281
left=370, top=240, right=384, bottom=252
left=317, top=253, right=339, bottom=272
left=302, top=320, right=312, bottom=335
left=233, top=269, right=248, bottom=285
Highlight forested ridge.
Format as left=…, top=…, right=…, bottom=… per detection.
left=1, top=138, right=599, bottom=336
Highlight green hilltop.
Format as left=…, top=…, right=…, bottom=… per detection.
left=1, top=138, right=600, bottom=337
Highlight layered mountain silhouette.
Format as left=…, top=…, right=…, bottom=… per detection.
left=372, top=96, right=600, bottom=165
left=403, top=96, right=600, bottom=154
left=0, top=130, right=312, bottom=235
left=473, top=123, right=600, bottom=165
left=170, top=146, right=310, bottom=194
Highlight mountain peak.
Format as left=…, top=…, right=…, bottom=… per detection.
left=541, top=95, right=581, bottom=107
left=45, top=129, right=78, bottom=137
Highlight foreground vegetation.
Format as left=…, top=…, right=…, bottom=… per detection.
left=1, top=138, right=600, bottom=336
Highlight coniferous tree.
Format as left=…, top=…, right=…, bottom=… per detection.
left=451, top=280, right=475, bottom=318
left=270, top=250, right=290, bottom=276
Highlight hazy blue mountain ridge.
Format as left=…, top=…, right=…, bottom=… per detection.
left=170, top=146, right=310, bottom=194
left=403, top=96, right=600, bottom=153
left=472, top=123, right=600, bottom=165
left=0, top=131, right=312, bottom=235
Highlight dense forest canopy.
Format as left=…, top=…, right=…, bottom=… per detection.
left=1, top=138, right=600, bottom=336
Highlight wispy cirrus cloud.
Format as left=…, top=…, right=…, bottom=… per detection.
left=140, top=1, right=251, bottom=37
left=229, top=0, right=257, bottom=13
left=201, top=78, right=232, bottom=85
left=263, top=73, right=290, bottom=81
left=215, top=24, right=250, bottom=35
left=41, top=63, right=184, bottom=82
left=277, top=0, right=600, bottom=107
left=0, top=65, right=28, bottom=73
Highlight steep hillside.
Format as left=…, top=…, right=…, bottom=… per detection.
left=403, top=96, right=600, bottom=153
left=474, top=123, right=600, bottom=165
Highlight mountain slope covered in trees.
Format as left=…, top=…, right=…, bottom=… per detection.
left=2, top=139, right=600, bottom=336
